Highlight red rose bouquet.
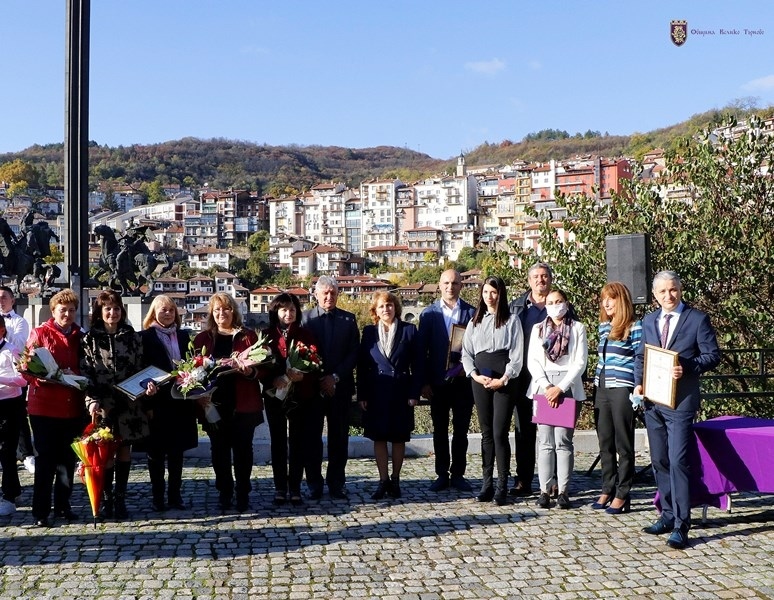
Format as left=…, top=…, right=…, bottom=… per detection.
left=268, top=340, right=323, bottom=401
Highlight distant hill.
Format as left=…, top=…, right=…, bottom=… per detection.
left=2, top=104, right=770, bottom=193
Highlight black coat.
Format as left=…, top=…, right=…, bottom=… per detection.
left=357, top=320, right=420, bottom=442
left=140, top=328, right=199, bottom=453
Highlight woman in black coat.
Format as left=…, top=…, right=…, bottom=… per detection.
left=357, top=291, right=420, bottom=500
left=140, top=295, right=198, bottom=511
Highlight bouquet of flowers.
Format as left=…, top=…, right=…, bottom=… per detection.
left=220, top=332, right=273, bottom=372
left=268, top=340, right=323, bottom=401
left=18, top=345, right=90, bottom=391
left=172, top=342, right=219, bottom=398
left=288, top=340, right=323, bottom=373
left=71, top=422, right=119, bottom=526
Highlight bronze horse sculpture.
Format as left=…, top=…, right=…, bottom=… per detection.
left=0, top=216, right=59, bottom=293
left=90, top=224, right=173, bottom=297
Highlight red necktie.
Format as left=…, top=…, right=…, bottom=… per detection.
left=660, top=313, right=672, bottom=348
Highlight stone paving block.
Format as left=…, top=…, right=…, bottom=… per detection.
left=0, top=453, right=772, bottom=598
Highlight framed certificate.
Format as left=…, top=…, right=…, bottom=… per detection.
left=445, top=323, right=466, bottom=371
left=643, top=344, right=678, bottom=408
left=115, top=366, right=174, bottom=401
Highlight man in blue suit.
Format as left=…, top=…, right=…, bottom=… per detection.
left=634, top=270, right=720, bottom=549
left=303, top=276, right=360, bottom=500
left=416, top=269, right=476, bottom=492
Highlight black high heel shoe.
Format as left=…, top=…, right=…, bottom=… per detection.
left=590, top=494, right=612, bottom=510
left=605, top=497, right=631, bottom=515
left=371, top=479, right=391, bottom=500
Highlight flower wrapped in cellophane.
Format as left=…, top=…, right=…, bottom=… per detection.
left=71, top=422, right=119, bottom=527
left=267, top=340, right=323, bottom=402
left=221, top=332, right=273, bottom=371
left=171, top=341, right=224, bottom=423
left=18, top=345, right=90, bottom=390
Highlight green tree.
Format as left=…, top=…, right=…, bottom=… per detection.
left=141, top=179, right=166, bottom=204
left=513, top=116, right=774, bottom=416
left=270, top=267, right=297, bottom=289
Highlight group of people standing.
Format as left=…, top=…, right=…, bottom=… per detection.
left=0, top=264, right=719, bottom=549
left=365, top=263, right=718, bottom=550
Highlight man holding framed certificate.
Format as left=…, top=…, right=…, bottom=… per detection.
left=416, top=269, right=476, bottom=493
left=634, top=271, right=720, bottom=549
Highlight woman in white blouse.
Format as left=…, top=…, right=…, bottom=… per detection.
left=461, top=276, right=523, bottom=506
left=527, top=288, right=587, bottom=510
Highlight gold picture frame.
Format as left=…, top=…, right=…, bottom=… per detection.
left=446, top=324, right=466, bottom=371
left=643, top=344, right=679, bottom=408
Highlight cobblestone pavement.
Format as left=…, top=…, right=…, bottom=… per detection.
left=0, top=453, right=772, bottom=599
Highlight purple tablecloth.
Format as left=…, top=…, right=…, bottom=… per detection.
left=689, top=415, right=774, bottom=509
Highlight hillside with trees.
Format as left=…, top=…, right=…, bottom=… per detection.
left=2, top=101, right=771, bottom=195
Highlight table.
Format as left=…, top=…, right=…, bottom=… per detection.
left=689, top=415, right=774, bottom=510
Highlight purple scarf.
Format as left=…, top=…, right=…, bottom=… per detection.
left=539, top=317, right=572, bottom=362
left=151, top=322, right=181, bottom=363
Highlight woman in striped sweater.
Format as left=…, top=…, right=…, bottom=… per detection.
left=591, top=282, right=642, bottom=514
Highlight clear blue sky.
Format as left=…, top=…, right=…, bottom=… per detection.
left=2, top=1, right=773, bottom=159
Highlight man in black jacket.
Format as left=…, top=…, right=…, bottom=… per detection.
left=302, top=276, right=360, bottom=500
left=508, top=262, right=553, bottom=496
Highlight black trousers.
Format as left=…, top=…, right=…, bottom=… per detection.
left=0, top=397, right=23, bottom=501
left=16, top=388, right=35, bottom=458
left=30, top=415, right=85, bottom=520
left=595, top=385, right=636, bottom=498
left=430, top=377, right=474, bottom=478
left=306, top=390, right=350, bottom=491
left=147, top=449, right=185, bottom=503
left=472, top=351, right=514, bottom=487
left=265, top=395, right=305, bottom=494
left=513, top=372, right=537, bottom=488
left=203, top=411, right=261, bottom=500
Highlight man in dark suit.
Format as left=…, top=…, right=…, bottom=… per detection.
left=302, top=276, right=360, bottom=500
left=508, top=262, right=553, bottom=497
left=416, top=269, right=476, bottom=492
left=634, top=270, right=720, bottom=549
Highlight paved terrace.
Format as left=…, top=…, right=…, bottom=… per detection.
left=0, top=434, right=772, bottom=599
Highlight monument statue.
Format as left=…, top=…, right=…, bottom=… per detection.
left=89, top=223, right=174, bottom=298
left=0, top=213, right=60, bottom=295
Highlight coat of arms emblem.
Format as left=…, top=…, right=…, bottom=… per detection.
left=670, top=20, right=687, bottom=46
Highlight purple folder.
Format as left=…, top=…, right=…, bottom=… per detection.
left=531, top=394, right=579, bottom=428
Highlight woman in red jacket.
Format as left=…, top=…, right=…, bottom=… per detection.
left=193, top=293, right=264, bottom=513
left=26, top=289, right=87, bottom=528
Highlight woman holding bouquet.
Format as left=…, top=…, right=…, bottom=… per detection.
left=357, top=291, right=420, bottom=500
left=193, top=293, right=265, bottom=513
left=262, top=292, right=319, bottom=506
left=141, top=295, right=198, bottom=512
left=81, top=290, right=156, bottom=520
left=25, top=289, right=87, bottom=528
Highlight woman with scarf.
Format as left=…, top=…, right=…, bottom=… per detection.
left=461, top=276, right=523, bottom=506
left=357, top=291, right=420, bottom=500
left=82, top=290, right=157, bottom=520
left=527, top=288, right=587, bottom=510
left=141, top=295, right=198, bottom=512
left=262, top=292, right=319, bottom=506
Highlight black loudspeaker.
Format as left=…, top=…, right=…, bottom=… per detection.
left=605, top=234, right=651, bottom=304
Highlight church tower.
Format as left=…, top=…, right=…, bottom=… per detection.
left=456, top=152, right=466, bottom=177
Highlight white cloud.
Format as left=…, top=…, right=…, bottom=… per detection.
left=464, top=58, right=506, bottom=76
left=742, top=74, right=774, bottom=91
